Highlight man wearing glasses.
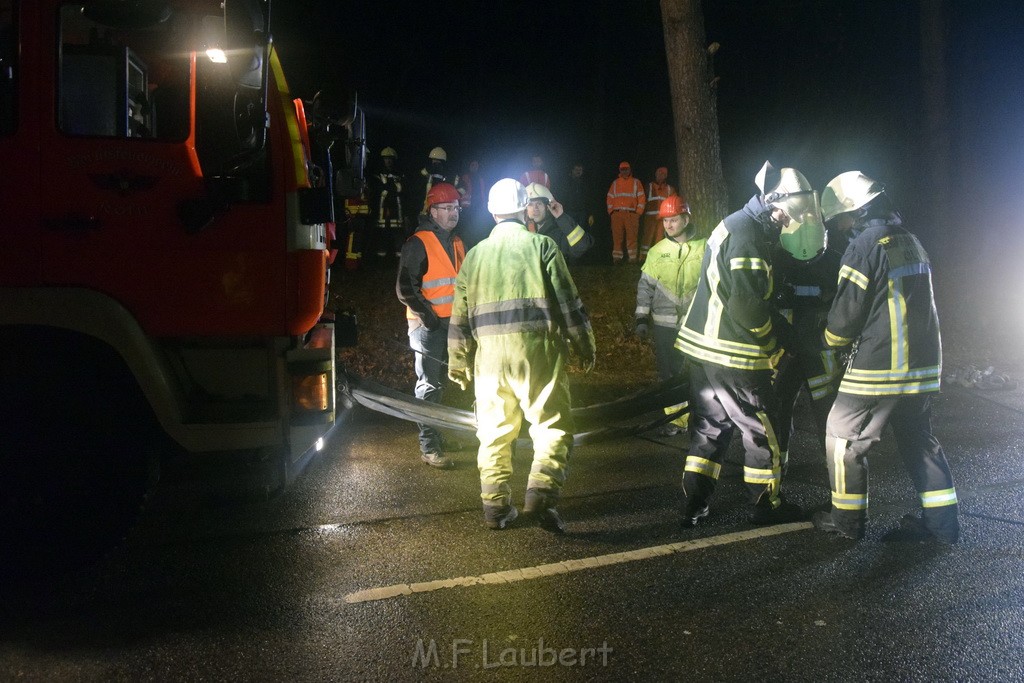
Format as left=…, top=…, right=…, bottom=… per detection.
left=396, top=183, right=466, bottom=469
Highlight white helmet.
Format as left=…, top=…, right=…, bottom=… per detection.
left=755, top=161, right=817, bottom=220
left=428, top=146, right=447, bottom=161
left=525, top=182, right=554, bottom=203
left=487, top=178, right=528, bottom=214
left=820, top=171, right=884, bottom=222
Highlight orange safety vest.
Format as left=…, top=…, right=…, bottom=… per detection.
left=644, top=181, right=676, bottom=215
left=405, top=230, right=465, bottom=320
left=521, top=169, right=551, bottom=188
left=606, top=177, right=646, bottom=213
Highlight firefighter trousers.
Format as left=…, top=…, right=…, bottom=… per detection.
left=473, top=336, right=574, bottom=510
left=825, top=392, right=959, bottom=540
left=683, top=363, right=783, bottom=507
left=610, top=211, right=640, bottom=263
left=409, top=322, right=448, bottom=455
left=771, top=349, right=839, bottom=466
left=653, top=324, right=688, bottom=426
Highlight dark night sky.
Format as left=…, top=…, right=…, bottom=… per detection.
left=272, top=1, right=1024, bottom=266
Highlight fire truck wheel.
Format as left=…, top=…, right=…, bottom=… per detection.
left=0, top=331, right=163, bottom=586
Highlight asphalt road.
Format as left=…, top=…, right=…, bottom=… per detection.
left=1, top=384, right=1022, bottom=681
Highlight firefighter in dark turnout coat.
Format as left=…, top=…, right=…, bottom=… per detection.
left=811, top=171, right=959, bottom=543
left=769, top=225, right=844, bottom=472
left=675, top=162, right=810, bottom=527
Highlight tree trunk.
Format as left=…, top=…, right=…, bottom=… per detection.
left=660, top=0, right=729, bottom=236
left=919, top=0, right=951, bottom=247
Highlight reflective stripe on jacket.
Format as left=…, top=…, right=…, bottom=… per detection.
left=606, top=177, right=646, bottom=214
left=403, top=229, right=465, bottom=321
left=825, top=216, right=942, bottom=395
left=644, top=182, right=676, bottom=215
left=521, top=170, right=551, bottom=188
left=676, top=195, right=778, bottom=370
left=530, top=212, right=594, bottom=261
left=636, top=235, right=707, bottom=327
left=448, top=220, right=595, bottom=374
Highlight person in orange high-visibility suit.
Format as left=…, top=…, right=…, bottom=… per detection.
left=606, top=161, right=646, bottom=263
left=639, top=166, right=677, bottom=262
left=396, top=182, right=465, bottom=469
left=520, top=154, right=551, bottom=189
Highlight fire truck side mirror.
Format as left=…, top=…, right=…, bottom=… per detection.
left=332, top=97, right=366, bottom=200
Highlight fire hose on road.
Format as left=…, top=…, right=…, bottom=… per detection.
left=336, top=369, right=688, bottom=445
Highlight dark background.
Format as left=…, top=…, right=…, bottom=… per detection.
left=273, top=0, right=1024, bottom=333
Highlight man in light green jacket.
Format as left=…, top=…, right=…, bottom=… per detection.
left=448, top=179, right=596, bottom=533
left=634, top=195, right=706, bottom=436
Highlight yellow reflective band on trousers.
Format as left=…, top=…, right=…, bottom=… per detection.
left=664, top=402, right=689, bottom=428
left=920, top=487, right=957, bottom=508
left=474, top=335, right=574, bottom=506
left=743, top=466, right=778, bottom=488
left=684, top=456, right=721, bottom=480
left=828, top=437, right=868, bottom=509
left=832, top=492, right=868, bottom=510
left=756, top=410, right=783, bottom=500
left=830, top=437, right=848, bottom=492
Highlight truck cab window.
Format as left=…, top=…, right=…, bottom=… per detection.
left=58, top=3, right=188, bottom=140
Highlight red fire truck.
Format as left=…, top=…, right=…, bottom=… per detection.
left=0, top=0, right=359, bottom=549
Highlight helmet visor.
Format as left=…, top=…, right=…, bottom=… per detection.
left=771, top=190, right=816, bottom=221
left=779, top=192, right=827, bottom=261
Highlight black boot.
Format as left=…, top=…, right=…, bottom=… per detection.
left=679, top=495, right=710, bottom=529
left=883, top=513, right=958, bottom=545
left=748, top=497, right=804, bottom=526
left=524, top=488, right=566, bottom=534
left=483, top=504, right=518, bottom=531
left=812, top=511, right=864, bottom=540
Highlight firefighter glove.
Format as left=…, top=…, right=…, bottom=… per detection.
left=449, top=366, right=472, bottom=391
left=635, top=320, right=650, bottom=339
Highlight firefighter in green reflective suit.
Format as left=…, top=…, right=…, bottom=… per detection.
left=448, top=179, right=596, bottom=533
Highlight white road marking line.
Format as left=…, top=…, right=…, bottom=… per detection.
left=345, top=521, right=812, bottom=604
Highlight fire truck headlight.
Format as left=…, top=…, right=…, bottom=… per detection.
left=292, top=373, right=330, bottom=412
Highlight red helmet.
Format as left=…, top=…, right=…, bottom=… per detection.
left=426, top=182, right=461, bottom=206
left=658, top=195, right=691, bottom=218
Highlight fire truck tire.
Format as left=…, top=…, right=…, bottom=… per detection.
left=0, top=328, right=164, bottom=585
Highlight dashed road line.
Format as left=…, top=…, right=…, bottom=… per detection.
left=345, top=521, right=812, bottom=604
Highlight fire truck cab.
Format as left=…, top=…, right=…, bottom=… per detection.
left=0, top=0, right=357, bottom=547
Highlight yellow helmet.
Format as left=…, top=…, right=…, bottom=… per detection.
left=380, top=147, right=397, bottom=158
left=820, top=171, right=885, bottom=222
left=428, top=146, right=447, bottom=161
